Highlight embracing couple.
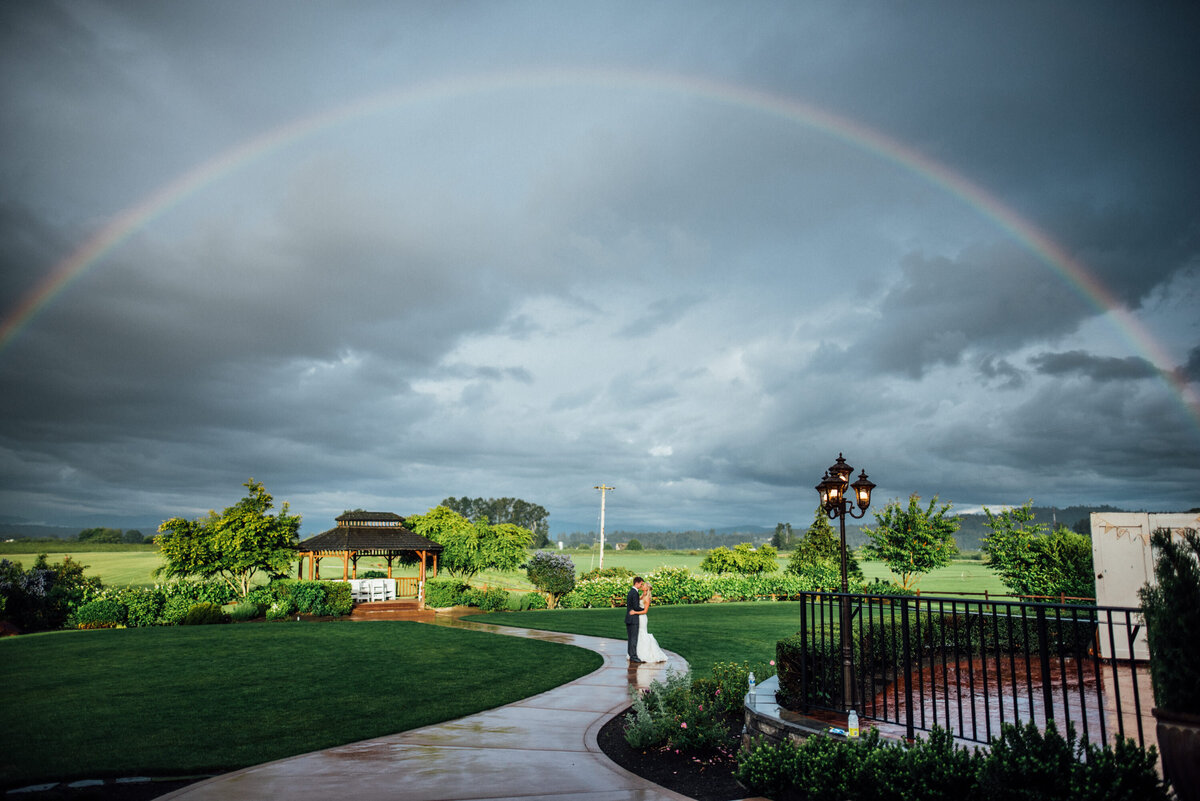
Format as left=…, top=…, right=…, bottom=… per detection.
left=625, top=576, right=668, bottom=663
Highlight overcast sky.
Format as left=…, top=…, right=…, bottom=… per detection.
left=1, top=2, right=1198, bottom=536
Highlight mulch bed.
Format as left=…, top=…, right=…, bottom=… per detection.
left=596, top=706, right=751, bottom=801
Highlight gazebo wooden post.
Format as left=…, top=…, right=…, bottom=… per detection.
left=341, top=552, right=350, bottom=580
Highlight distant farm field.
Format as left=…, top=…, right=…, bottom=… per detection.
left=2, top=544, right=1012, bottom=597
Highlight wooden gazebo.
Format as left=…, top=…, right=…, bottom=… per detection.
left=296, top=512, right=443, bottom=595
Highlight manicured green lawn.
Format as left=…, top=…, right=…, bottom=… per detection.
left=0, top=622, right=600, bottom=789
left=474, top=601, right=805, bottom=678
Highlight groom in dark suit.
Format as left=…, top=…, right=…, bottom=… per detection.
left=626, top=576, right=646, bottom=662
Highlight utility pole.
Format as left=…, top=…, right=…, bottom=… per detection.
left=594, top=484, right=613, bottom=570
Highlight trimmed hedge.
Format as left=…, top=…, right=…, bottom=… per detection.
left=425, top=578, right=471, bottom=608
left=73, top=597, right=128, bottom=629
left=735, top=721, right=1167, bottom=801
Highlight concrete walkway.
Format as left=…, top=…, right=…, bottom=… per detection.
left=156, top=614, right=742, bottom=801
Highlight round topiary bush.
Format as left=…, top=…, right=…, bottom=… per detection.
left=74, top=597, right=128, bottom=629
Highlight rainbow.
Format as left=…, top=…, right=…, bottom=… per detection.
left=3, top=67, right=1196, bottom=423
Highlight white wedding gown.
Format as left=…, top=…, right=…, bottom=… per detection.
left=636, top=613, right=668, bottom=663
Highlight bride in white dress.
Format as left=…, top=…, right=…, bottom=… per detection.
left=636, top=583, right=668, bottom=663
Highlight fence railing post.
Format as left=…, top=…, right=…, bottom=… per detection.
left=901, top=596, right=915, bottom=741
left=1035, top=605, right=1054, bottom=725
left=799, top=592, right=808, bottom=711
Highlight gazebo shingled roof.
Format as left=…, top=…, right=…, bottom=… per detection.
left=295, top=511, right=443, bottom=589
left=298, top=519, right=444, bottom=553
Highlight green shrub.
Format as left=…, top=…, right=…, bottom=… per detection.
left=525, top=551, right=576, bottom=608
left=360, top=570, right=388, bottom=579
left=287, top=581, right=326, bottom=615
left=706, top=660, right=776, bottom=712
left=73, top=597, right=128, bottom=629
left=518, top=591, right=548, bottom=610
left=265, top=598, right=297, bottom=620
left=163, top=579, right=237, bottom=607
left=578, top=565, right=634, bottom=581
left=979, top=721, right=1165, bottom=801
left=160, top=594, right=194, bottom=625
left=229, top=601, right=261, bottom=622
left=181, top=602, right=230, bottom=625
left=1139, top=527, right=1200, bottom=714
left=863, top=578, right=916, bottom=596
left=623, top=669, right=696, bottom=748
left=425, top=578, right=470, bottom=608
left=734, top=722, right=1165, bottom=801
left=0, top=554, right=103, bottom=633
left=700, top=543, right=780, bottom=575
left=459, top=586, right=509, bottom=612
left=119, top=587, right=165, bottom=627
left=321, top=581, right=353, bottom=616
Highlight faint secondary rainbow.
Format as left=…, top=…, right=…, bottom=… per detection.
left=3, top=67, right=1196, bottom=422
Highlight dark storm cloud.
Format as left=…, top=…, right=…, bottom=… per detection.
left=1180, top=347, right=1200, bottom=384
left=852, top=243, right=1092, bottom=377
left=1029, top=350, right=1160, bottom=382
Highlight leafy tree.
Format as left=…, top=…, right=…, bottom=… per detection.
left=771, top=522, right=795, bottom=550
left=700, top=543, right=779, bottom=575
left=405, top=506, right=532, bottom=581
left=982, top=501, right=1095, bottom=598
left=626, top=538, right=644, bottom=551
left=156, top=479, right=301, bottom=599
left=78, top=527, right=123, bottom=544
left=122, top=529, right=146, bottom=544
left=862, top=494, right=960, bottom=590
left=525, top=551, right=576, bottom=608
left=440, top=496, right=550, bottom=548
left=786, top=506, right=863, bottom=585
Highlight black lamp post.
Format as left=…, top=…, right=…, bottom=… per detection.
left=816, top=453, right=875, bottom=713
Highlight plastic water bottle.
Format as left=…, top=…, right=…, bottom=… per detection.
left=748, top=671, right=756, bottom=698
left=847, top=709, right=859, bottom=739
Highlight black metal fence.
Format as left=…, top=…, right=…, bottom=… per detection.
left=783, top=591, right=1150, bottom=748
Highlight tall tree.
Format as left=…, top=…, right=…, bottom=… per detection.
left=787, top=506, right=863, bottom=581
left=982, top=501, right=1095, bottom=598
left=440, top=496, right=550, bottom=547
left=407, top=506, right=532, bottom=580
left=862, top=495, right=960, bottom=590
left=156, top=479, right=300, bottom=598
left=771, top=522, right=795, bottom=549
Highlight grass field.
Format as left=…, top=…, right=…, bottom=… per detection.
left=475, top=602, right=802, bottom=679
left=0, top=622, right=601, bottom=788
left=1, top=545, right=1012, bottom=597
